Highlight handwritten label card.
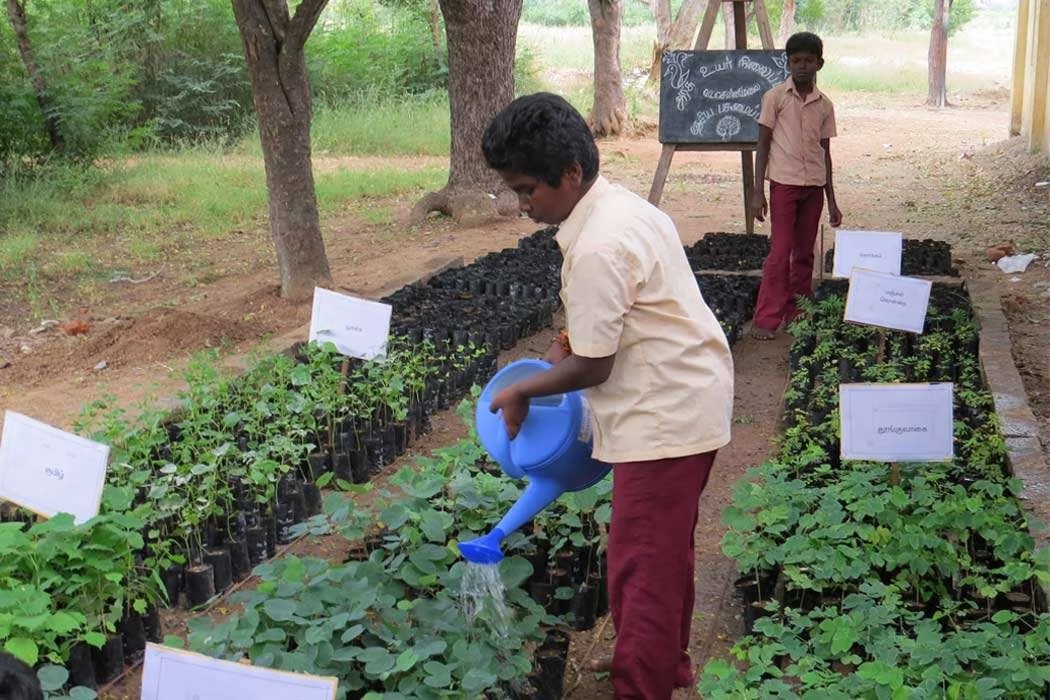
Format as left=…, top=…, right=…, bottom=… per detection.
left=844, top=268, right=932, bottom=333
left=309, top=287, right=392, bottom=361
left=141, top=644, right=337, bottom=700
left=832, top=230, right=903, bottom=278
left=839, top=383, right=954, bottom=462
left=0, top=411, right=109, bottom=524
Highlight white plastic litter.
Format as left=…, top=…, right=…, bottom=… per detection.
left=997, top=253, right=1037, bottom=274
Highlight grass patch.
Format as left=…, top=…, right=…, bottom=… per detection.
left=106, top=150, right=267, bottom=238
left=316, top=166, right=447, bottom=215
left=237, top=95, right=452, bottom=158
left=0, top=145, right=448, bottom=313
left=52, top=250, right=96, bottom=276
left=0, top=233, right=40, bottom=278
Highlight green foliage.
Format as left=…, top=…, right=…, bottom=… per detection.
left=520, top=0, right=675, bottom=28
left=0, top=495, right=162, bottom=671
left=187, top=430, right=563, bottom=696
left=704, top=288, right=1050, bottom=696
left=521, top=0, right=591, bottom=27
left=791, top=0, right=978, bottom=35
left=307, top=0, right=446, bottom=105
left=0, top=0, right=449, bottom=159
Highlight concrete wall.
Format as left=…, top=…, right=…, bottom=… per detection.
left=1011, top=0, right=1050, bottom=155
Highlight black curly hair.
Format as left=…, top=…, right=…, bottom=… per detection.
left=786, top=31, right=823, bottom=58
left=481, top=92, right=599, bottom=187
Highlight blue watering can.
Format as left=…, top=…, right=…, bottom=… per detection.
left=457, top=359, right=611, bottom=565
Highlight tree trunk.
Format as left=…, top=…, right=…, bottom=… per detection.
left=647, top=0, right=705, bottom=81
left=232, top=0, right=332, bottom=301
left=778, top=0, right=796, bottom=46
left=414, top=0, right=522, bottom=226
left=926, top=0, right=949, bottom=107
left=588, top=0, right=627, bottom=137
left=5, top=0, right=64, bottom=152
left=427, top=0, right=443, bottom=61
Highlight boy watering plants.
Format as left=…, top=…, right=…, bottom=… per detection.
left=481, top=92, right=734, bottom=699
left=750, top=31, right=843, bottom=340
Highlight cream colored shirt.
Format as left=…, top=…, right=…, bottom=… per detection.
left=758, top=77, right=837, bottom=187
left=555, top=176, right=734, bottom=463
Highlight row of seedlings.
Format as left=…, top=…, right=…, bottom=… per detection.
left=702, top=281, right=1050, bottom=698
left=0, top=226, right=760, bottom=694
left=180, top=230, right=764, bottom=699
left=0, top=227, right=566, bottom=693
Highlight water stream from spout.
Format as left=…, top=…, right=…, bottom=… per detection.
left=459, top=561, right=511, bottom=638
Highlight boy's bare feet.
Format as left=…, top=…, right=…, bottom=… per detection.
left=749, top=325, right=776, bottom=341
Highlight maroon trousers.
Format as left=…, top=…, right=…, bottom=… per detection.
left=608, top=451, right=716, bottom=699
left=752, top=181, right=826, bottom=331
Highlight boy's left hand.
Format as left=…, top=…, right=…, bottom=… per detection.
left=490, top=386, right=529, bottom=439
left=828, top=204, right=843, bottom=227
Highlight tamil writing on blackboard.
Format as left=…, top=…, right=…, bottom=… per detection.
left=659, top=50, right=789, bottom=145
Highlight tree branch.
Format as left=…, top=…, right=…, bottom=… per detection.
left=288, top=0, right=328, bottom=51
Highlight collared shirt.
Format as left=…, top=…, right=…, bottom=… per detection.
left=554, top=176, right=734, bottom=464
left=758, top=77, right=837, bottom=186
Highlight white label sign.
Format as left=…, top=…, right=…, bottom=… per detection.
left=141, top=644, right=337, bottom=700
left=0, top=411, right=109, bottom=524
left=309, top=287, right=392, bottom=360
left=832, top=230, right=903, bottom=278
left=844, top=268, right=932, bottom=334
left=839, top=383, right=954, bottom=462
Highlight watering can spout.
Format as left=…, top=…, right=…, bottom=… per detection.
left=457, top=478, right=566, bottom=564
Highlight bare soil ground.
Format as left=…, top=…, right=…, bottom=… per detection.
left=3, top=93, right=1049, bottom=699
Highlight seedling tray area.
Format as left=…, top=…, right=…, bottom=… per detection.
left=0, top=226, right=763, bottom=697
left=701, top=280, right=1049, bottom=698
left=823, top=238, right=958, bottom=277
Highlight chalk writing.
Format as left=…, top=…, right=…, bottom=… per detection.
left=659, top=50, right=788, bottom=144
left=698, top=56, right=733, bottom=78
left=702, top=83, right=763, bottom=100
left=717, top=102, right=760, bottom=118
left=664, top=53, right=696, bottom=111
left=738, top=55, right=785, bottom=85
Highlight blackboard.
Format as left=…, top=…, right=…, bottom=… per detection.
left=659, top=50, right=789, bottom=145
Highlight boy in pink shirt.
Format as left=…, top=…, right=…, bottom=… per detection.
left=751, top=32, right=843, bottom=338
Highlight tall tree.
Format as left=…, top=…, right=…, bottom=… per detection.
left=926, top=0, right=951, bottom=107
left=412, top=0, right=522, bottom=225
left=6, top=0, right=64, bottom=152
left=588, top=0, right=627, bottom=136
left=231, top=0, right=332, bottom=301
left=646, top=0, right=705, bottom=80
left=778, top=0, right=796, bottom=45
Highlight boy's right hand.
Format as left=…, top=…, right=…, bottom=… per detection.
left=751, top=190, right=768, bottom=222
left=490, top=386, right=529, bottom=439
